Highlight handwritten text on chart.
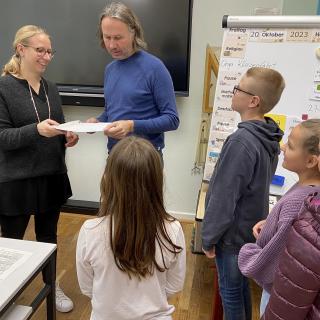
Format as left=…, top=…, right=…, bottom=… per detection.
left=229, top=28, right=247, bottom=34
left=208, top=131, right=230, bottom=150
left=248, top=28, right=320, bottom=43
left=249, top=29, right=285, bottom=43
left=216, top=87, right=233, bottom=100
left=214, top=106, right=234, bottom=118
left=312, top=30, right=320, bottom=42
left=212, top=115, right=236, bottom=133
left=286, top=29, right=312, bottom=42
left=307, top=103, right=320, bottom=113
left=214, top=94, right=233, bottom=108
left=218, top=71, right=242, bottom=87
left=220, top=59, right=277, bottom=70
left=223, top=33, right=248, bottom=59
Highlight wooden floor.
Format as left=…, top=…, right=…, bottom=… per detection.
left=15, top=213, right=261, bottom=320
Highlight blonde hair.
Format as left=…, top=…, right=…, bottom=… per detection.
left=98, top=2, right=147, bottom=51
left=245, top=67, right=285, bottom=114
left=2, top=25, right=48, bottom=76
left=300, top=119, right=320, bottom=156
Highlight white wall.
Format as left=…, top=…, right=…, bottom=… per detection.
left=282, top=0, right=317, bottom=15
left=63, top=0, right=317, bottom=219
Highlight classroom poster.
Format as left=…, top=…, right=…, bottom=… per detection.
left=203, top=26, right=320, bottom=195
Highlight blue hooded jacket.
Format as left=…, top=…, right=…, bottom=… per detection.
left=202, top=117, right=283, bottom=253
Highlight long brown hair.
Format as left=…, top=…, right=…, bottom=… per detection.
left=99, top=136, right=182, bottom=278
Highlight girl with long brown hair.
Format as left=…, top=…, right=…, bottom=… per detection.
left=76, top=136, right=186, bottom=320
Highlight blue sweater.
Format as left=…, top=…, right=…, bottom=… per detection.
left=98, top=50, right=179, bottom=151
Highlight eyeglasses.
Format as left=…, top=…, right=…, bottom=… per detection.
left=233, top=85, right=255, bottom=96
left=23, top=45, right=56, bottom=58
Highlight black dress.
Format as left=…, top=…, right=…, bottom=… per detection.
left=0, top=173, right=72, bottom=215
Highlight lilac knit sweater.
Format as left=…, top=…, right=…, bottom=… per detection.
left=238, top=183, right=320, bottom=293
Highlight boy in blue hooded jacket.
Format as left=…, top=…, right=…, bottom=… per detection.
left=202, top=67, right=285, bottom=320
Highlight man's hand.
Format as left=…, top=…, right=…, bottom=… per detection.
left=86, top=117, right=99, bottom=123
left=85, top=117, right=99, bottom=134
left=104, top=120, right=134, bottom=139
left=65, top=131, right=79, bottom=147
left=202, top=247, right=215, bottom=259
left=253, top=219, right=266, bottom=239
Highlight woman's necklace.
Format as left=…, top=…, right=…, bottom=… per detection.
left=28, top=79, right=51, bottom=123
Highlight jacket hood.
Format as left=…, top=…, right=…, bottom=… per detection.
left=305, top=192, right=320, bottom=223
left=237, top=117, right=283, bottom=157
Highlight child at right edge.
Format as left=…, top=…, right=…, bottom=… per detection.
left=238, top=119, right=320, bottom=316
left=262, top=137, right=320, bottom=320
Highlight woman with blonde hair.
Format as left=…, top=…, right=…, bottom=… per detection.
left=0, top=25, right=78, bottom=312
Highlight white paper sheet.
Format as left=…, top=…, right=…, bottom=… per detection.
left=0, top=247, right=32, bottom=280
left=54, top=120, right=110, bottom=132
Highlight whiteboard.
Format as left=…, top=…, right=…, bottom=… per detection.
left=204, top=17, right=320, bottom=195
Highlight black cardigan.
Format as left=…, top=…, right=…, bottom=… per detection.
left=0, top=75, right=67, bottom=183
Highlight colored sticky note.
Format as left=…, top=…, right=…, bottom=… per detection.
left=271, top=175, right=285, bottom=186
left=266, top=113, right=286, bottom=133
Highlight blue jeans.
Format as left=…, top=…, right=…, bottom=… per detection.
left=260, top=289, right=270, bottom=317
left=215, top=247, right=252, bottom=320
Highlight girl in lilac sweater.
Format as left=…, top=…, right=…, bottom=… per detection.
left=238, top=119, right=320, bottom=315
left=262, top=143, right=320, bottom=320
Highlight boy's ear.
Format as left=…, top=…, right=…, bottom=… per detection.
left=306, top=154, right=319, bottom=169
left=249, top=95, right=260, bottom=109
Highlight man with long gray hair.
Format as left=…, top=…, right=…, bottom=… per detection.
left=87, top=2, right=179, bottom=155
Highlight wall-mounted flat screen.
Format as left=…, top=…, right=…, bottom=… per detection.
left=0, top=0, right=193, bottom=106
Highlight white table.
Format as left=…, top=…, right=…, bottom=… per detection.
left=0, top=238, right=56, bottom=320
